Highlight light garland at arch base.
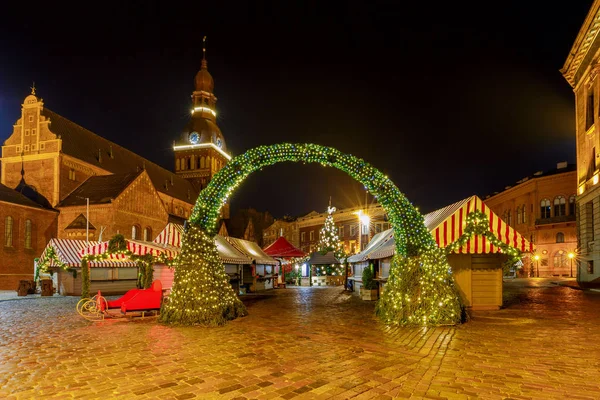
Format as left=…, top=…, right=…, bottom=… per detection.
left=161, top=143, right=463, bottom=327
left=159, top=224, right=247, bottom=326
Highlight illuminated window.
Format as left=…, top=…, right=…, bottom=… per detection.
left=553, top=250, right=567, bottom=268
left=554, top=196, right=566, bottom=216
left=517, top=207, right=522, bottom=224
left=301, top=232, right=305, bottom=242
left=69, top=169, right=76, bottom=180
left=131, top=225, right=140, bottom=240
left=540, top=199, right=551, bottom=219
left=339, top=225, right=344, bottom=237
left=523, top=205, right=527, bottom=224
left=24, top=219, right=32, bottom=249
left=569, top=195, right=576, bottom=215
left=310, top=231, right=314, bottom=241
left=587, top=88, right=595, bottom=131
left=5, top=216, right=13, bottom=247
left=507, top=210, right=512, bottom=226
left=143, top=227, right=152, bottom=242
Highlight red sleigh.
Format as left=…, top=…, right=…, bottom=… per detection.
left=77, top=280, right=163, bottom=321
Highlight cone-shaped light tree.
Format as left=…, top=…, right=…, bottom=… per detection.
left=317, top=203, right=345, bottom=260
left=159, top=224, right=247, bottom=326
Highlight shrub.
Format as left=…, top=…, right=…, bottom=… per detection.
left=361, top=266, right=377, bottom=290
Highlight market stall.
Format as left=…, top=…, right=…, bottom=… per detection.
left=263, top=236, right=306, bottom=286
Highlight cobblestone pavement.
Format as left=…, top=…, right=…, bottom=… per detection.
left=1, top=280, right=600, bottom=399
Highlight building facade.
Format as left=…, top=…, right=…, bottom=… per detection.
left=262, top=217, right=300, bottom=249
left=0, top=50, right=230, bottom=288
left=0, top=183, right=58, bottom=289
left=484, top=162, right=577, bottom=277
left=296, top=203, right=389, bottom=255
left=561, top=0, right=600, bottom=284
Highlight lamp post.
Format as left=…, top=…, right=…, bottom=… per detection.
left=568, top=252, right=575, bottom=278
left=533, top=254, right=540, bottom=278
left=295, top=264, right=300, bottom=286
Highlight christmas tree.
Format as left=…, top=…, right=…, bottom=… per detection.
left=318, top=199, right=345, bottom=260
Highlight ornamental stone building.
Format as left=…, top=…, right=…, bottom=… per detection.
left=562, top=0, right=600, bottom=285
left=0, top=51, right=229, bottom=289
left=483, top=162, right=577, bottom=277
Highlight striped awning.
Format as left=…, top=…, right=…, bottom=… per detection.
left=153, top=223, right=184, bottom=247
left=79, top=239, right=179, bottom=259
left=425, top=195, right=534, bottom=254
left=39, top=239, right=137, bottom=268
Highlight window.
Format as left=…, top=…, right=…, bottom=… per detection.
left=530, top=234, right=535, bottom=244
left=383, top=223, right=390, bottom=231
left=31, top=144, right=36, bottom=151
left=309, top=231, right=315, bottom=241
left=375, top=223, right=382, bottom=233
left=187, top=157, right=192, bottom=170
left=541, top=258, right=548, bottom=267
left=586, top=201, right=595, bottom=242
left=301, top=232, right=305, bottom=242
left=143, top=227, right=152, bottom=242
left=24, top=219, right=32, bottom=249
left=554, top=196, right=566, bottom=216
left=588, top=260, right=594, bottom=274
left=25, top=129, right=30, bottom=136
left=201, top=157, right=205, bottom=169
left=517, top=207, right=522, bottom=224
left=553, top=251, right=567, bottom=268
left=523, top=205, right=527, bottom=224
left=40, top=143, right=45, bottom=150
left=131, top=225, right=140, bottom=240
left=507, top=210, right=512, bottom=226
left=556, top=232, right=565, bottom=243
left=4, top=216, right=13, bottom=247
left=339, top=225, right=344, bottom=237
left=361, top=223, right=369, bottom=235
left=68, top=169, right=76, bottom=180
left=569, top=195, right=576, bottom=215
left=350, top=225, right=356, bottom=236
left=540, top=199, right=551, bottom=219
left=28, top=115, right=33, bottom=122
left=587, top=88, right=595, bottom=131
left=16, top=146, right=21, bottom=153
left=24, top=145, right=29, bottom=152
left=32, top=129, right=36, bottom=135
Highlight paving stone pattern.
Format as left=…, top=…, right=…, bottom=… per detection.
left=1, top=280, right=600, bottom=399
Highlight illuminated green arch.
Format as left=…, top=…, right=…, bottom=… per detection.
left=160, top=143, right=462, bottom=327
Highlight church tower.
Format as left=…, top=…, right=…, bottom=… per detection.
left=173, top=37, right=230, bottom=199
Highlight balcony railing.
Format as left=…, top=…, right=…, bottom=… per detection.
left=535, top=215, right=576, bottom=225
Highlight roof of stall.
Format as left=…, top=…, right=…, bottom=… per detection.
left=226, top=237, right=279, bottom=265
left=263, top=236, right=306, bottom=258
left=39, top=239, right=137, bottom=268
left=307, top=251, right=341, bottom=265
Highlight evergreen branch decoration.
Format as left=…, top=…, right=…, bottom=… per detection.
left=162, top=143, right=462, bottom=327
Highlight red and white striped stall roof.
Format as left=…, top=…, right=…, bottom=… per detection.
left=78, top=239, right=179, bottom=259
left=40, top=239, right=137, bottom=268
left=424, top=195, right=534, bottom=254
left=153, top=223, right=184, bottom=248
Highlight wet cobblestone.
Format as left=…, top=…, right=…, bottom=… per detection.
left=1, top=280, right=600, bottom=399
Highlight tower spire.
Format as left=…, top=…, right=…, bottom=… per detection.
left=202, top=36, right=207, bottom=69
left=30, top=82, right=36, bottom=96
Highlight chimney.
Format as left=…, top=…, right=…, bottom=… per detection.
left=557, top=161, right=568, bottom=169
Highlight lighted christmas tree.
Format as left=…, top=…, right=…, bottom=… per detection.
left=159, top=224, right=247, bottom=326
left=318, top=200, right=345, bottom=260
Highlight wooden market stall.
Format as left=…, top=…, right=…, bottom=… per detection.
left=351, top=195, right=534, bottom=310
left=226, top=237, right=279, bottom=292
left=38, top=239, right=138, bottom=296
left=307, top=251, right=343, bottom=286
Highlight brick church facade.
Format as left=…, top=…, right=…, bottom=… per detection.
left=0, top=48, right=228, bottom=289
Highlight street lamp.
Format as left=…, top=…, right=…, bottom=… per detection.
left=568, top=252, right=575, bottom=278
left=533, top=254, right=540, bottom=278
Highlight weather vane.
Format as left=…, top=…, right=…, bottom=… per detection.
left=327, top=196, right=336, bottom=214
left=30, top=82, right=36, bottom=96
left=203, top=36, right=207, bottom=59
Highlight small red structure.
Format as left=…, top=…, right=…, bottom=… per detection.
left=106, top=280, right=163, bottom=313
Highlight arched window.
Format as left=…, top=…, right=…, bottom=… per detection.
left=540, top=199, right=551, bottom=218
left=206, top=156, right=211, bottom=170
left=523, top=204, right=527, bottom=224
left=553, top=250, right=568, bottom=268
left=554, top=196, right=566, bottom=216
left=190, top=155, right=195, bottom=169
left=143, top=227, right=152, bottom=242
left=200, top=156, right=205, bottom=169
left=556, top=232, right=565, bottom=243
left=24, top=219, right=32, bottom=249
left=569, top=195, right=576, bottom=215
left=4, top=216, right=13, bottom=247
left=187, top=157, right=192, bottom=170
left=517, top=206, right=522, bottom=224
left=131, top=225, right=140, bottom=240
left=507, top=210, right=512, bottom=226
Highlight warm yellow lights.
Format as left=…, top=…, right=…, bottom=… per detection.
left=173, top=142, right=232, bottom=160
left=191, top=106, right=217, bottom=117
left=594, top=174, right=599, bottom=185
left=533, top=254, right=540, bottom=261
left=568, top=252, right=575, bottom=259
left=360, top=214, right=370, bottom=227
left=579, top=185, right=585, bottom=195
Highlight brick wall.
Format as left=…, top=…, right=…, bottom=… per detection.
left=0, top=203, right=58, bottom=289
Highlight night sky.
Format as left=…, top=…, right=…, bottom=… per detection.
left=0, top=1, right=592, bottom=218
